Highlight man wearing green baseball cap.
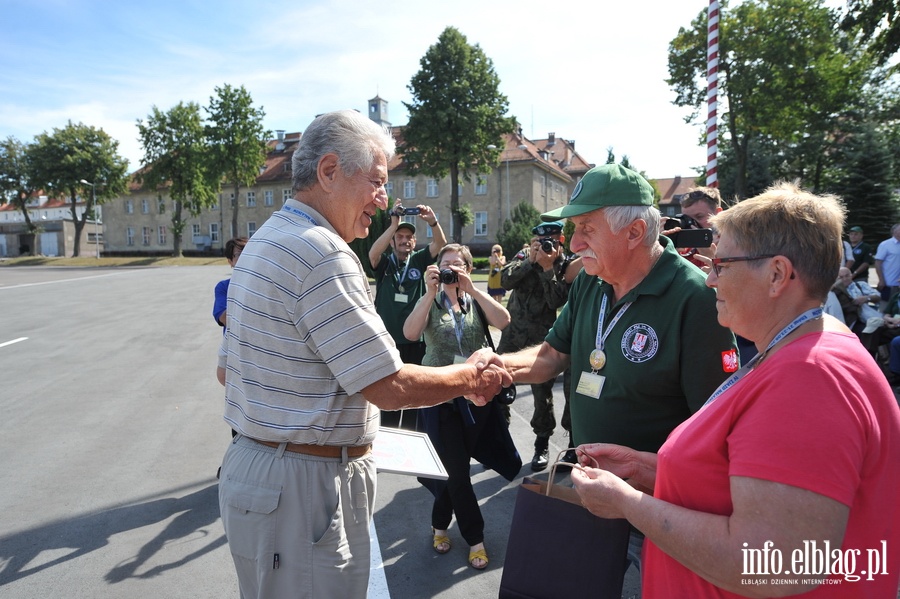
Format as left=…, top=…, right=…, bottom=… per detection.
left=468, top=164, right=737, bottom=578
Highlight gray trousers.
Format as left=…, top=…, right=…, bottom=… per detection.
left=219, top=435, right=376, bottom=599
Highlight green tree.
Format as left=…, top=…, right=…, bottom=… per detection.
left=831, top=121, right=899, bottom=242
left=205, top=84, right=270, bottom=239
left=402, top=27, right=516, bottom=243
left=668, top=0, right=867, bottom=198
left=137, top=102, right=219, bottom=257
left=841, top=0, right=900, bottom=68
left=496, top=201, right=541, bottom=260
left=28, top=122, right=128, bottom=256
left=0, top=136, right=38, bottom=233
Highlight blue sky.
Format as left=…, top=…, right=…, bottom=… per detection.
left=0, top=0, right=793, bottom=179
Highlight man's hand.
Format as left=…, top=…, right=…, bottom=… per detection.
left=463, top=349, right=510, bottom=403
left=418, top=205, right=438, bottom=226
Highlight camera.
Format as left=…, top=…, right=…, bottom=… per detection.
left=493, top=385, right=517, bottom=405
left=439, top=269, right=458, bottom=284
left=663, top=213, right=700, bottom=231
left=402, top=207, right=421, bottom=215
left=538, top=237, right=558, bottom=254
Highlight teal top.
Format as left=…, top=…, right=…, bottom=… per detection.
left=422, top=293, right=489, bottom=367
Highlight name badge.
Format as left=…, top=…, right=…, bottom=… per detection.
left=576, top=371, right=605, bottom=399
left=394, top=293, right=408, bottom=304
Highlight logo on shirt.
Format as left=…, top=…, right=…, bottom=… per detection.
left=407, top=268, right=423, bottom=280
left=722, top=349, right=739, bottom=373
left=620, top=323, right=659, bottom=363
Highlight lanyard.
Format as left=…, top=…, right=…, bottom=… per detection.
left=390, top=253, right=411, bottom=288
left=588, top=294, right=634, bottom=371
left=281, top=204, right=318, bottom=226
left=441, top=292, right=468, bottom=356
left=703, top=307, right=823, bottom=406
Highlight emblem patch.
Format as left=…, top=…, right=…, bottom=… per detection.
left=620, top=323, right=659, bottom=363
left=407, top=268, right=422, bottom=280
left=721, top=349, right=739, bottom=373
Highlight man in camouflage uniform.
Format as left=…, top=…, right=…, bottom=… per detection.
left=498, top=221, right=575, bottom=471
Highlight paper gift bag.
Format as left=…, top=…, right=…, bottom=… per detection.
left=498, top=461, right=631, bottom=599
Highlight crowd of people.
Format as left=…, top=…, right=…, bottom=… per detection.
left=211, top=109, right=900, bottom=598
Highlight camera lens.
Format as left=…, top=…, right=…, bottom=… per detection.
left=439, top=269, right=458, bottom=284
left=540, top=238, right=555, bottom=253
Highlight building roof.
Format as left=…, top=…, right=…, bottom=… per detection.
left=655, top=175, right=697, bottom=207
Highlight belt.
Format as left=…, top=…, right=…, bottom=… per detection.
left=251, top=438, right=371, bottom=458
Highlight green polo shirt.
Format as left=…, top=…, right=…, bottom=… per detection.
left=545, top=236, right=737, bottom=452
left=373, top=247, right=435, bottom=345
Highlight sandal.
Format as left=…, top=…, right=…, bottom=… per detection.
left=468, top=547, right=488, bottom=570
left=432, top=529, right=451, bottom=554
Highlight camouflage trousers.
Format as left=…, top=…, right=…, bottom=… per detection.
left=531, top=369, right=573, bottom=439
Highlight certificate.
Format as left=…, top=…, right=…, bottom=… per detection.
left=373, top=427, right=448, bottom=480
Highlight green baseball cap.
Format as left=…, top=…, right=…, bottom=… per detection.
left=542, top=164, right=653, bottom=222
left=849, top=226, right=863, bottom=233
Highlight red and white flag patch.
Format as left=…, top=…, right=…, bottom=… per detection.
left=721, top=349, right=739, bottom=373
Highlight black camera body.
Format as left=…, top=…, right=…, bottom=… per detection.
left=538, top=237, right=558, bottom=254
left=663, top=213, right=700, bottom=231
left=493, top=385, right=517, bottom=405
left=439, top=269, right=458, bottom=284
left=402, top=207, right=421, bottom=215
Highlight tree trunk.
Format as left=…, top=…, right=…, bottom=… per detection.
left=450, top=163, right=461, bottom=243
left=172, top=202, right=184, bottom=258
left=70, top=196, right=83, bottom=258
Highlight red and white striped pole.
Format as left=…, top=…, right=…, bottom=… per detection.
left=707, top=0, right=719, bottom=188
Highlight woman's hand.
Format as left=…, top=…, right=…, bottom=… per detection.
left=570, top=466, right=640, bottom=520
left=423, top=264, right=441, bottom=297
left=576, top=443, right=658, bottom=494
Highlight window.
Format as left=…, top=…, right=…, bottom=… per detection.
left=475, top=211, right=488, bottom=236
left=540, top=175, right=547, bottom=198
left=125, top=199, right=133, bottom=214
left=404, top=180, right=416, bottom=199
left=141, top=199, right=149, bottom=214
left=141, top=227, right=151, bottom=246
left=126, top=227, right=135, bottom=246
left=158, top=225, right=167, bottom=245
left=191, top=224, right=201, bottom=237
left=211, top=195, right=219, bottom=210
left=426, top=179, right=439, bottom=197
left=158, top=197, right=166, bottom=213
left=283, top=189, right=292, bottom=204
left=264, top=190, right=274, bottom=206
left=210, top=223, right=220, bottom=243
left=475, top=175, right=487, bottom=196
left=385, top=181, right=394, bottom=197
left=248, top=222, right=257, bottom=237
left=247, top=191, right=256, bottom=207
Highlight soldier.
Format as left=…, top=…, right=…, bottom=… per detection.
left=497, top=221, right=576, bottom=471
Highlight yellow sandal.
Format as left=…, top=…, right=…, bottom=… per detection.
left=468, top=547, right=488, bottom=570
left=432, top=529, right=451, bottom=554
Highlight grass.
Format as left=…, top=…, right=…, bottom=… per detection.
left=0, top=255, right=227, bottom=267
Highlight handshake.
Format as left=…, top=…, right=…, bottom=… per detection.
left=465, top=349, right=516, bottom=405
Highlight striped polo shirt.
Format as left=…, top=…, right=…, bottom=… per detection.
left=223, top=200, right=403, bottom=446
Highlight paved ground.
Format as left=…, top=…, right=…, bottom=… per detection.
left=0, top=266, right=639, bottom=598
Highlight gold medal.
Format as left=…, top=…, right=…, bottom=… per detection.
left=589, top=349, right=606, bottom=370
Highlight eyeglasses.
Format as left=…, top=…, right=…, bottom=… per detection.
left=710, top=255, right=776, bottom=276
left=439, top=261, right=466, bottom=269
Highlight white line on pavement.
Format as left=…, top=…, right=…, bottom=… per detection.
left=0, top=337, right=28, bottom=349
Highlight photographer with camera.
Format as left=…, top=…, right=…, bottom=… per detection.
left=403, top=243, right=520, bottom=571
left=662, top=187, right=723, bottom=270
left=498, top=221, right=576, bottom=471
left=369, top=199, right=446, bottom=428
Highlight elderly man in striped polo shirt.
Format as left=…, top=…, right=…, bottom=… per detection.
left=218, top=110, right=511, bottom=599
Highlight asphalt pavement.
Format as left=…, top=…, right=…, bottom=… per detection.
left=0, top=265, right=639, bottom=598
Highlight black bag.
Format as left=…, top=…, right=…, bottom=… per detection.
left=499, top=458, right=631, bottom=599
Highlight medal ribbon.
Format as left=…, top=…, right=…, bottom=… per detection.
left=441, top=291, right=468, bottom=356
left=592, top=294, right=633, bottom=371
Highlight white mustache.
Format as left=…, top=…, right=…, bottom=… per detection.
left=580, top=249, right=598, bottom=260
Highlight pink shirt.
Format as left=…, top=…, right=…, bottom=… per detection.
left=643, top=330, right=900, bottom=598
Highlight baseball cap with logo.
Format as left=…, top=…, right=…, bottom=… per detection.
left=396, top=222, right=416, bottom=234
left=532, top=221, right=563, bottom=236
left=541, top=164, right=653, bottom=222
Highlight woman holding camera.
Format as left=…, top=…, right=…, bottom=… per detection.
left=403, top=243, right=517, bottom=570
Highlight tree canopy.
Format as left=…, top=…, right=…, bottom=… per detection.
left=0, top=136, right=38, bottom=232
left=27, top=122, right=128, bottom=256
left=402, top=26, right=516, bottom=242
left=205, top=84, right=269, bottom=239
left=668, top=0, right=869, bottom=199
left=137, top=101, right=219, bottom=257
